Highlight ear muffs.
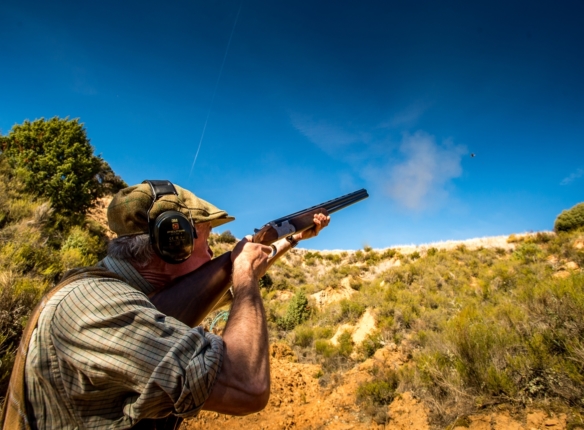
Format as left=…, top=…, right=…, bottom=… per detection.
left=143, top=180, right=197, bottom=264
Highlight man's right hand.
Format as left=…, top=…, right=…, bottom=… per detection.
left=230, top=236, right=271, bottom=285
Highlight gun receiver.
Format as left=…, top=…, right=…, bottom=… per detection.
left=150, top=189, right=369, bottom=327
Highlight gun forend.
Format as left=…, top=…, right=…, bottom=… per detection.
left=251, top=188, right=368, bottom=245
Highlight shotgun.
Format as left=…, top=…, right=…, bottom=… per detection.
left=150, top=189, right=369, bottom=327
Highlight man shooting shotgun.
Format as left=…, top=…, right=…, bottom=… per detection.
left=4, top=181, right=367, bottom=430
left=150, top=188, right=369, bottom=326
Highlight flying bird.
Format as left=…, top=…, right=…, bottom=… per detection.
left=470, top=153, right=476, bottom=158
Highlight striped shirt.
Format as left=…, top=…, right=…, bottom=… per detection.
left=25, top=256, right=224, bottom=429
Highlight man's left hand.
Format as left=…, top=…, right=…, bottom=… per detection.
left=293, top=213, right=331, bottom=242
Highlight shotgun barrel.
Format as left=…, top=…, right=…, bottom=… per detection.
left=269, top=188, right=369, bottom=225
left=252, top=189, right=369, bottom=244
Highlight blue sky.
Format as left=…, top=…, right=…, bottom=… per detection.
left=1, top=0, right=583, bottom=250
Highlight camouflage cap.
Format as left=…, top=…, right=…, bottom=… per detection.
left=107, top=182, right=235, bottom=237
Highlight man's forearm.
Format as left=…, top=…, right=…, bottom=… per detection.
left=203, top=269, right=270, bottom=414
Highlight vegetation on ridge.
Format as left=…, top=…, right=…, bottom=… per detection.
left=255, top=231, right=584, bottom=426
left=555, top=202, right=584, bottom=233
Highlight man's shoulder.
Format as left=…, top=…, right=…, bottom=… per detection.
left=46, top=272, right=153, bottom=325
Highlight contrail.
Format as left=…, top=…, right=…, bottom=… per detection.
left=189, top=2, right=242, bottom=179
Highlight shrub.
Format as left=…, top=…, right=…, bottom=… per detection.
left=359, top=330, right=383, bottom=358
left=313, top=326, right=333, bottom=340
left=216, top=230, right=237, bottom=244
left=357, top=368, right=399, bottom=406
left=315, top=339, right=336, bottom=357
left=513, top=243, right=544, bottom=264
left=60, top=226, right=101, bottom=269
left=554, top=202, right=584, bottom=232
left=324, top=253, right=341, bottom=264
left=339, top=299, right=366, bottom=322
left=380, top=248, right=397, bottom=259
left=259, top=273, right=273, bottom=290
left=293, top=325, right=314, bottom=347
left=337, top=330, right=354, bottom=357
left=0, top=117, right=125, bottom=214
left=277, top=290, right=311, bottom=330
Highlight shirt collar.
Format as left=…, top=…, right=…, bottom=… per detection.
left=97, top=256, right=156, bottom=296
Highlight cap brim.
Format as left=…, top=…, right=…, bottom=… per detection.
left=209, top=216, right=236, bottom=228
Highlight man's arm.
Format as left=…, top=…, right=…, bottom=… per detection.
left=202, top=214, right=330, bottom=414
left=202, top=238, right=271, bottom=415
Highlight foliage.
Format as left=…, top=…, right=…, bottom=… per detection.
left=359, top=330, right=383, bottom=358
left=0, top=117, right=126, bottom=214
left=0, top=145, right=115, bottom=402
left=277, top=290, right=311, bottom=331
left=266, top=224, right=584, bottom=426
left=357, top=367, right=399, bottom=406
left=555, top=202, right=584, bottom=232
left=216, top=230, right=237, bottom=244
left=339, top=299, right=365, bottom=322
left=356, top=367, right=400, bottom=424
left=259, top=273, right=273, bottom=290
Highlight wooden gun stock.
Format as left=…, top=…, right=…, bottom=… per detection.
left=150, top=189, right=368, bottom=327
left=150, top=252, right=233, bottom=327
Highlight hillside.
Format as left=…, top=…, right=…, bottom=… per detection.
left=195, top=230, right=584, bottom=429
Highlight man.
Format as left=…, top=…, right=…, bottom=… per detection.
left=21, top=181, right=329, bottom=429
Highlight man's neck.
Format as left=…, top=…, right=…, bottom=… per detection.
left=132, top=253, right=212, bottom=294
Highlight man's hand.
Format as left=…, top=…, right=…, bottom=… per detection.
left=230, top=237, right=271, bottom=283
left=293, top=212, right=331, bottom=242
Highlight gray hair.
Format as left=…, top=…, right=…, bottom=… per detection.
left=107, top=234, right=154, bottom=266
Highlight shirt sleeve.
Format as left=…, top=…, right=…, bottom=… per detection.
left=49, top=277, right=224, bottom=422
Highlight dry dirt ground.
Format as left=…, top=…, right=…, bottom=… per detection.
left=183, top=343, right=569, bottom=430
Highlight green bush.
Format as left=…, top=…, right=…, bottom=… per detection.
left=293, top=325, right=314, bottom=347
left=315, top=339, right=337, bottom=358
left=277, top=290, right=311, bottom=330
left=259, top=273, right=273, bottom=290
left=359, top=330, right=383, bottom=358
left=427, top=247, right=438, bottom=257
left=324, top=253, right=341, bottom=264
left=0, top=139, right=115, bottom=403
left=216, top=230, right=237, bottom=244
left=554, top=202, right=584, bottom=232
left=337, top=330, right=354, bottom=357
left=339, top=299, right=366, bottom=322
left=357, top=368, right=399, bottom=406
left=0, top=117, right=125, bottom=214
